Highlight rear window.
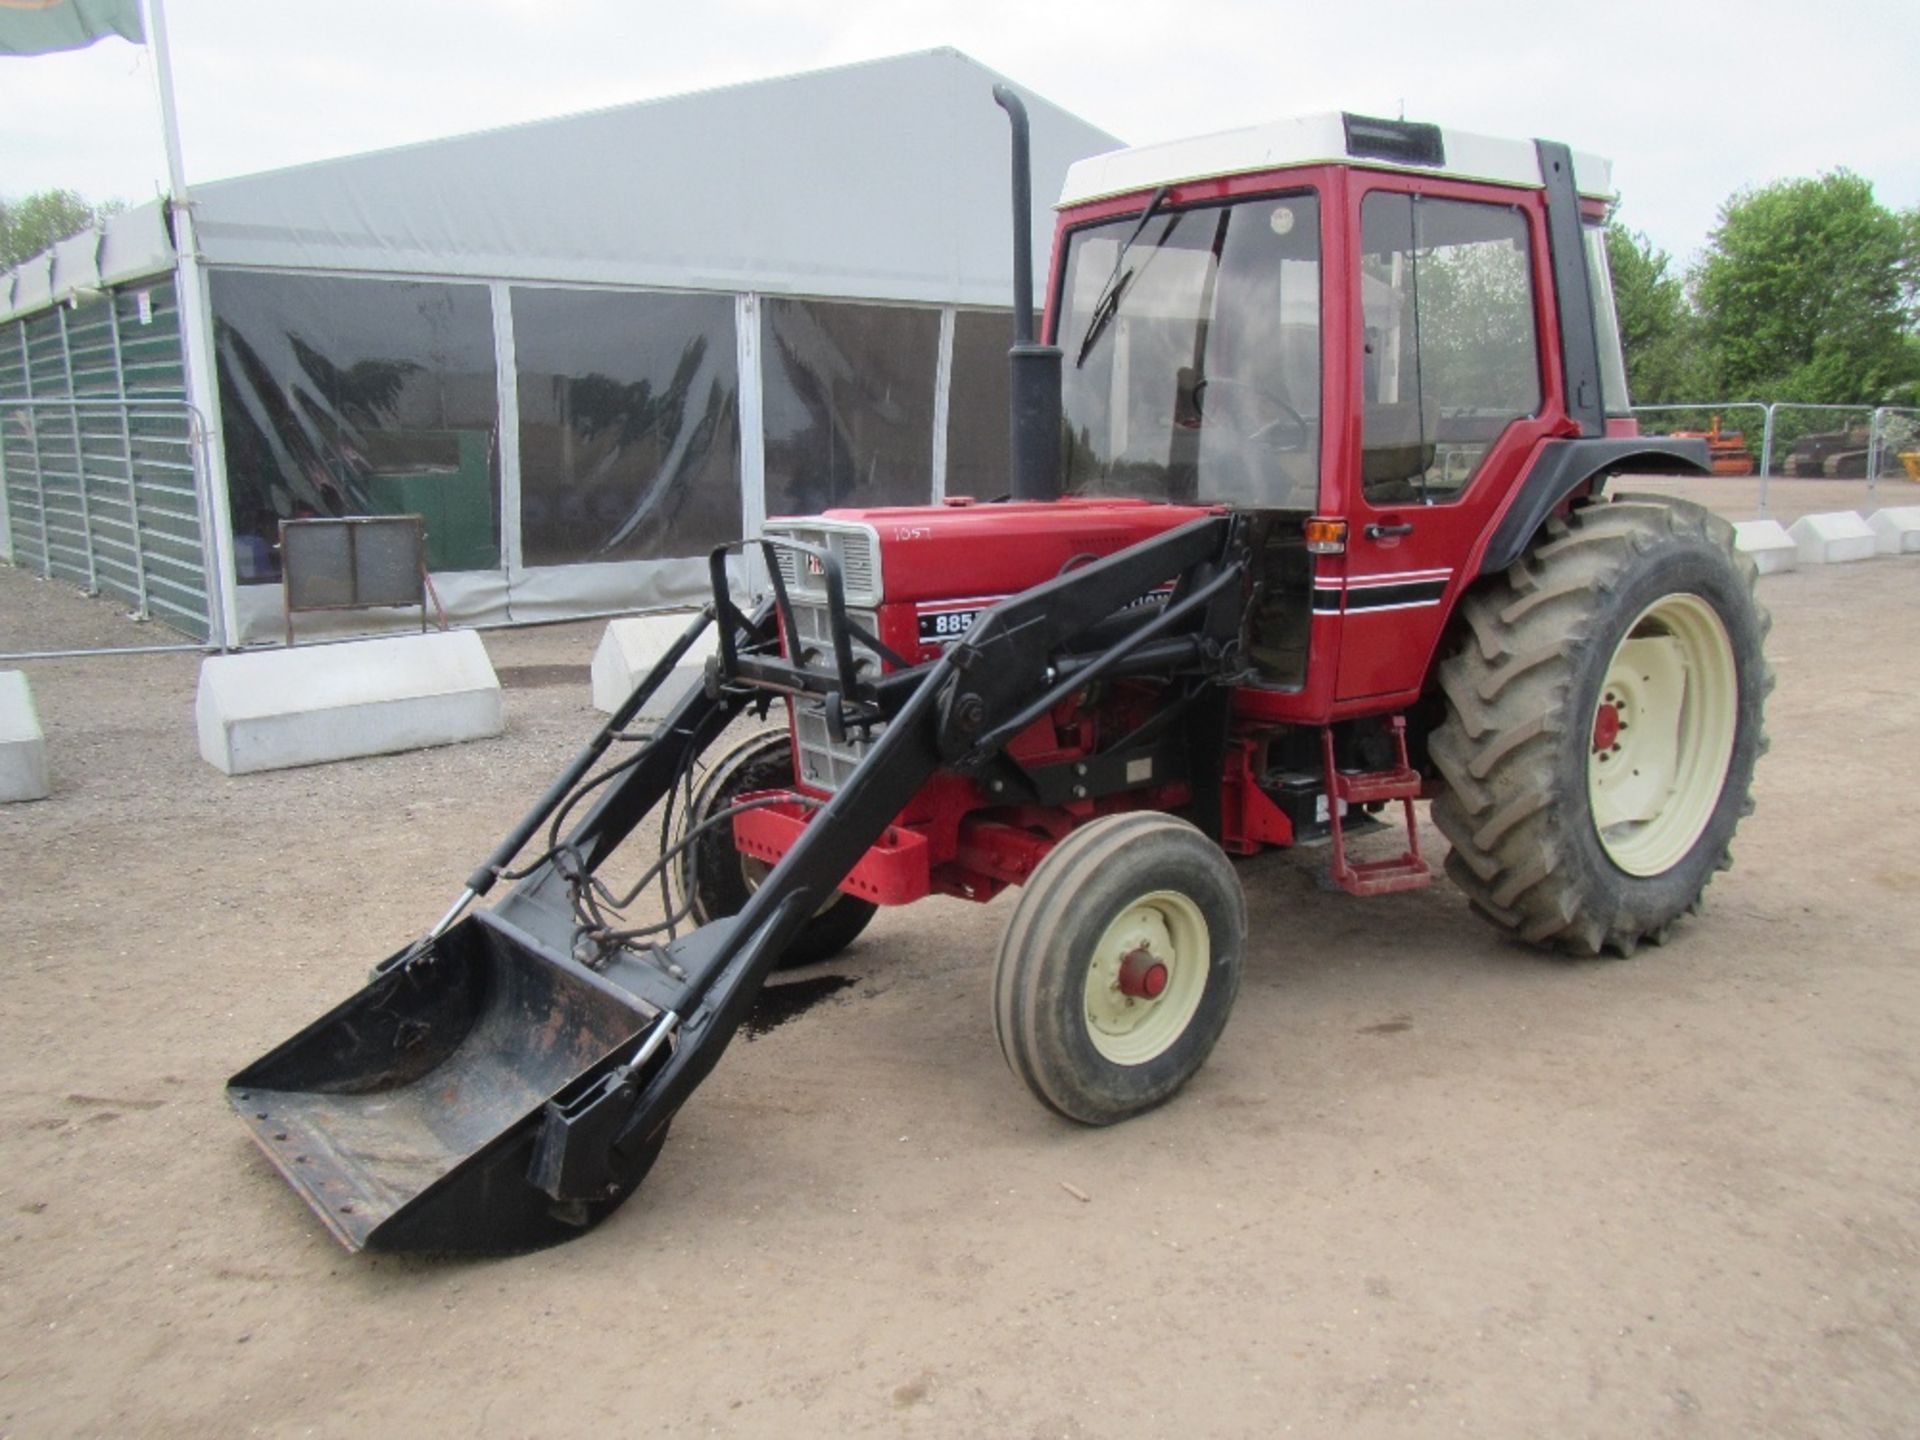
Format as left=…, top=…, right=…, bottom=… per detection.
left=1583, top=222, right=1632, bottom=417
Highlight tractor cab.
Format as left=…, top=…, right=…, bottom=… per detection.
left=1046, top=115, right=1630, bottom=705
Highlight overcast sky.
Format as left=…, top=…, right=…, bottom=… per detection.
left=3, top=0, right=1915, bottom=269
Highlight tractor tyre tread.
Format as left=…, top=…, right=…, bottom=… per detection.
left=1429, top=494, right=1772, bottom=958
left=993, top=812, right=1245, bottom=1125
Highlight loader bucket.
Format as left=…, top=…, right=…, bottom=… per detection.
left=227, top=912, right=662, bottom=1254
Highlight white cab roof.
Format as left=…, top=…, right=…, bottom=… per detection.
left=1060, top=112, right=1611, bottom=207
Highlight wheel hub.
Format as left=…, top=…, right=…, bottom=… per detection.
left=1591, top=700, right=1622, bottom=754
left=1117, top=947, right=1170, bottom=999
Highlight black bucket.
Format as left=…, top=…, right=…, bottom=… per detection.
left=227, top=912, right=665, bottom=1254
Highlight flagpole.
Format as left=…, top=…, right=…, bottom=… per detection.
left=140, top=0, right=238, bottom=649
left=142, top=0, right=190, bottom=204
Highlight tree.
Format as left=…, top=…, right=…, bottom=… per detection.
left=1604, top=222, right=1701, bottom=404
left=0, top=188, right=125, bottom=268
left=1888, top=336, right=1920, bottom=409
left=1900, top=207, right=1920, bottom=318
left=1692, top=172, right=1919, bottom=404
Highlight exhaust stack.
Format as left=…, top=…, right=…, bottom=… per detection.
left=993, top=84, right=1063, bottom=503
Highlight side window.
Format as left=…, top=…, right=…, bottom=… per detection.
left=1360, top=194, right=1540, bottom=504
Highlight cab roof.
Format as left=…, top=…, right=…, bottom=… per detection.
left=1058, top=112, right=1612, bottom=208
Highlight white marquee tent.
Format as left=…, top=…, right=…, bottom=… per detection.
left=0, top=49, right=1121, bottom=645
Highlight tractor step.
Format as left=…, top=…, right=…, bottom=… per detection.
left=1334, top=855, right=1433, bottom=897
left=1329, top=768, right=1421, bottom=805
left=1321, top=720, right=1431, bottom=899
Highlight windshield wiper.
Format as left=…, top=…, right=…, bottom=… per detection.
left=1073, top=185, right=1171, bottom=369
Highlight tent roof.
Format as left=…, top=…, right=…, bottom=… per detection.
left=2, top=50, right=1118, bottom=324
left=190, top=49, right=1117, bottom=304
left=1, top=199, right=174, bottom=325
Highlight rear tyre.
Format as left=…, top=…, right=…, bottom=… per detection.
left=686, top=728, right=877, bottom=968
left=993, top=813, right=1245, bottom=1124
left=1429, top=495, right=1772, bottom=957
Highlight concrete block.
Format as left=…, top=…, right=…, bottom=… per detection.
left=0, top=670, right=51, bottom=802
left=1733, top=519, right=1798, bottom=576
left=196, top=630, right=504, bottom=776
left=1867, top=506, right=1920, bottom=555
left=591, top=613, right=716, bottom=721
left=1787, top=511, right=1877, bottom=565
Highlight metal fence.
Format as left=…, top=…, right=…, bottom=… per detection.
left=1631, top=401, right=1920, bottom=512
left=0, top=396, right=217, bottom=643
left=0, top=280, right=219, bottom=644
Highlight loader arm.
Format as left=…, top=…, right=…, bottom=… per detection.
left=535, top=512, right=1248, bottom=1207
left=230, top=513, right=1249, bottom=1253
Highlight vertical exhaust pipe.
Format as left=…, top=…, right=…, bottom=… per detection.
left=993, top=84, right=1063, bottom=503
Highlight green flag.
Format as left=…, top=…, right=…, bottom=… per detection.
left=0, top=0, right=143, bottom=56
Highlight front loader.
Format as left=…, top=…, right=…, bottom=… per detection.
left=231, top=93, right=1770, bottom=1253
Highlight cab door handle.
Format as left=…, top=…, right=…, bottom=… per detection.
left=1365, top=522, right=1415, bottom=540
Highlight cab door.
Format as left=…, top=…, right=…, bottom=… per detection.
left=1331, top=177, right=1561, bottom=703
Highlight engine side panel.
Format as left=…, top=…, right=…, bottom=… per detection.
left=771, top=497, right=1215, bottom=667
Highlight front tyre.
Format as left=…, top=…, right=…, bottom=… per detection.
left=993, top=813, right=1246, bottom=1124
left=1430, top=496, right=1772, bottom=957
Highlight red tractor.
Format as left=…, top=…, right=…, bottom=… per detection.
left=232, top=95, right=1769, bottom=1254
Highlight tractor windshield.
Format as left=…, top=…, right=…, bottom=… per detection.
left=1057, top=191, right=1321, bottom=509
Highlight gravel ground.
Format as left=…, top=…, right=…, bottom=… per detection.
left=1, top=533, right=1918, bottom=1439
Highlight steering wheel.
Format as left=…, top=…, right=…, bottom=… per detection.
left=1191, top=375, right=1309, bottom=451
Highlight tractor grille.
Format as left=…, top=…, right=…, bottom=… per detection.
left=764, top=520, right=883, bottom=608
left=793, top=700, right=877, bottom=794
left=763, top=519, right=885, bottom=796
left=784, top=602, right=883, bottom=674
left=787, top=601, right=882, bottom=794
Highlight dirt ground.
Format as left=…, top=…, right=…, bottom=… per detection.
left=2, top=533, right=1919, bottom=1439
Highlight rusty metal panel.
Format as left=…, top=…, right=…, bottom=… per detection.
left=280, top=515, right=426, bottom=641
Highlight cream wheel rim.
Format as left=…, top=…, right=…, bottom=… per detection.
left=1587, top=593, right=1738, bottom=876
left=741, top=854, right=843, bottom=920
left=1082, top=890, right=1210, bottom=1065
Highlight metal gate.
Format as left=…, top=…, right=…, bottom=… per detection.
left=0, top=281, right=217, bottom=642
